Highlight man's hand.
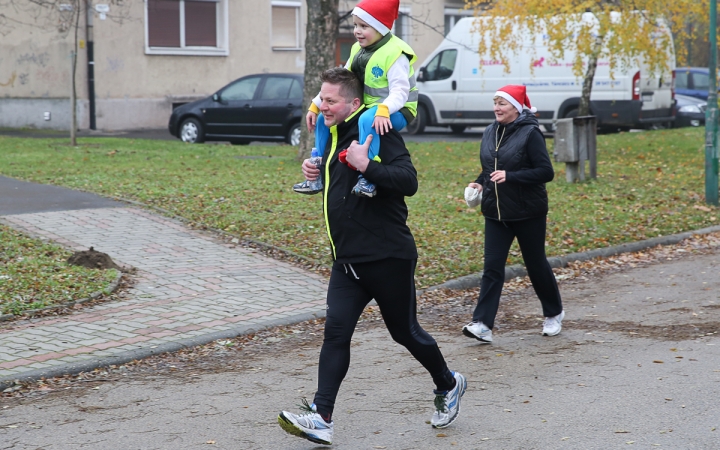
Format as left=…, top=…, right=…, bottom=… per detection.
left=345, top=135, right=372, bottom=173
left=302, top=158, right=320, bottom=181
left=306, top=111, right=318, bottom=132
left=372, top=116, right=392, bottom=135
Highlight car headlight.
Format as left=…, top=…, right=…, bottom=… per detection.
left=678, top=105, right=702, bottom=113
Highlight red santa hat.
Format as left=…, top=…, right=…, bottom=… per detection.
left=494, top=85, right=537, bottom=114
left=352, top=0, right=399, bottom=36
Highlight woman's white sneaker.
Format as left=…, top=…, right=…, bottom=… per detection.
left=542, top=310, right=565, bottom=336
left=462, top=321, right=493, bottom=343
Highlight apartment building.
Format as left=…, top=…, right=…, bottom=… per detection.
left=0, top=0, right=474, bottom=130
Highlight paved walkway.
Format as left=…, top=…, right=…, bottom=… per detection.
left=0, top=206, right=327, bottom=384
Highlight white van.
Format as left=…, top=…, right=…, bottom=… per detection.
left=407, top=16, right=675, bottom=134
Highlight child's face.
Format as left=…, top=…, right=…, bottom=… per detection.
left=353, top=16, right=383, bottom=47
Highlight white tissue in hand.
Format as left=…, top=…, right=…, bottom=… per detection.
left=464, top=187, right=482, bottom=208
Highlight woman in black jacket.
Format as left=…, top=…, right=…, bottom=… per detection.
left=462, top=85, right=564, bottom=344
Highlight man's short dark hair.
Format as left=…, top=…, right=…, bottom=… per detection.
left=320, top=67, right=363, bottom=102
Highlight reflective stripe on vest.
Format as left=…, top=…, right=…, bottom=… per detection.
left=348, top=35, right=418, bottom=117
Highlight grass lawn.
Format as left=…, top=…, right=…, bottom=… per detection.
left=0, top=127, right=717, bottom=289
left=0, top=225, right=118, bottom=315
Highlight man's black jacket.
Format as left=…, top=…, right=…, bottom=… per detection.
left=319, top=105, right=418, bottom=264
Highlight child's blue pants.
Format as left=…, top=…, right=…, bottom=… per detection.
left=315, top=106, right=408, bottom=160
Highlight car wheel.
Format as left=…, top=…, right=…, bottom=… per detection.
left=180, top=118, right=204, bottom=143
left=450, top=125, right=466, bottom=134
left=406, top=106, right=427, bottom=135
left=287, top=123, right=301, bottom=146
left=563, top=108, right=579, bottom=119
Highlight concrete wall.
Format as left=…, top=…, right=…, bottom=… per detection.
left=0, top=98, right=87, bottom=130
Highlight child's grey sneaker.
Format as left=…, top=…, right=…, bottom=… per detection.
left=462, top=321, right=493, bottom=343
left=542, top=310, right=565, bottom=336
left=293, top=180, right=322, bottom=195
left=431, top=371, right=467, bottom=428
left=351, top=175, right=377, bottom=197
left=278, top=399, right=333, bottom=445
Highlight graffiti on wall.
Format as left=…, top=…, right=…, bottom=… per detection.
left=1, top=48, right=69, bottom=93
left=0, top=71, right=17, bottom=87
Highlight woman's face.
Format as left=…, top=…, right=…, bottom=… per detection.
left=493, top=97, right=520, bottom=124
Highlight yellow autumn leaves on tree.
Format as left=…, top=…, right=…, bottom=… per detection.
left=466, top=0, right=709, bottom=114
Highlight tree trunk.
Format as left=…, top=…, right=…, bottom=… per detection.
left=578, top=34, right=603, bottom=117
left=297, top=0, right=338, bottom=161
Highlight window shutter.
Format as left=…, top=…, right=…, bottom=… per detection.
left=185, top=1, right=218, bottom=47
left=271, top=6, right=297, bottom=48
left=148, top=0, right=181, bottom=47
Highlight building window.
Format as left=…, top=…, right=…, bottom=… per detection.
left=444, top=6, right=473, bottom=36
left=392, top=7, right=411, bottom=42
left=145, top=0, right=229, bottom=56
left=272, top=1, right=302, bottom=50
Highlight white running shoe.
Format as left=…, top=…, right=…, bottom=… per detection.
left=462, top=321, right=493, bottom=343
left=542, top=310, right=565, bottom=336
left=431, top=371, right=467, bottom=428
left=278, top=399, right=333, bottom=445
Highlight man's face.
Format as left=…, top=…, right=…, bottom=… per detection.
left=319, top=82, right=359, bottom=127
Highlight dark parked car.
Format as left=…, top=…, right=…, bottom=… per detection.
left=673, top=94, right=706, bottom=128
left=673, top=67, right=715, bottom=100
left=169, top=73, right=304, bottom=145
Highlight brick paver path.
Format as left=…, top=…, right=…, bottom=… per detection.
left=0, top=207, right=327, bottom=382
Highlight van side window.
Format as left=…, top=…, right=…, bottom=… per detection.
left=692, top=72, right=709, bottom=91
left=675, top=72, right=688, bottom=89
left=424, top=49, right=458, bottom=81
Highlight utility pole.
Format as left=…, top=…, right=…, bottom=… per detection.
left=86, top=0, right=96, bottom=130
left=706, top=0, right=719, bottom=205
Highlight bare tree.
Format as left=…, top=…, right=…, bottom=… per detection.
left=298, top=0, right=339, bottom=161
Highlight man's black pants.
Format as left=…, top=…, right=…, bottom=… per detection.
left=313, top=258, right=455, bottom=419
left=472, top=215, right=563, bottom=329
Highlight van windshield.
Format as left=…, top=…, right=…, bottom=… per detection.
left=424, top=49, right=458, bottom=81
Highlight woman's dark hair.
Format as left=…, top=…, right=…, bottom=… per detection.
left=320, top=67, right=363, bottom=102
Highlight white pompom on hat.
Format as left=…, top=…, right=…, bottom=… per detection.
left=352, top=0, right=399, bottom=36
left=494, top=85, right=537, bottom=114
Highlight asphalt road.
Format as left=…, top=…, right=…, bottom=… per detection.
left=1, top=247, right=718, bottom=449
left=0, top=176, right=125, bottom=215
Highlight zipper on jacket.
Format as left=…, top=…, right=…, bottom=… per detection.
left=322, top=105, right=366, bottom=261
left=494, top=125, right=506, bottom=220
left=324, top=126, right=340, bottom=259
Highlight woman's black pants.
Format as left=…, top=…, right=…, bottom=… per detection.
left=472, top=215, right=563, bottom=329
left=313, top=258, right=455, bottom=419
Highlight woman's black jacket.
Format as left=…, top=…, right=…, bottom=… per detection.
left=475, top=111, right=555, bottom=221
left=319, top=106, right=418, bottom=264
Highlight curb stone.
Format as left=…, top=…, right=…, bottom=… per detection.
left=430, top=224, right=720, bottom=291
left=0, top=310, right=325, bottom=391
left=0, top=269, right=123, bottom=323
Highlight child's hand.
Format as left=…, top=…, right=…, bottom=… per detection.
left=306, top=111, right=318, bottom=132
left=372, top=116, right=392, bottom=135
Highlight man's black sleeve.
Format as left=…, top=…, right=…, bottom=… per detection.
left=363, top=134, right=418, bottom=197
